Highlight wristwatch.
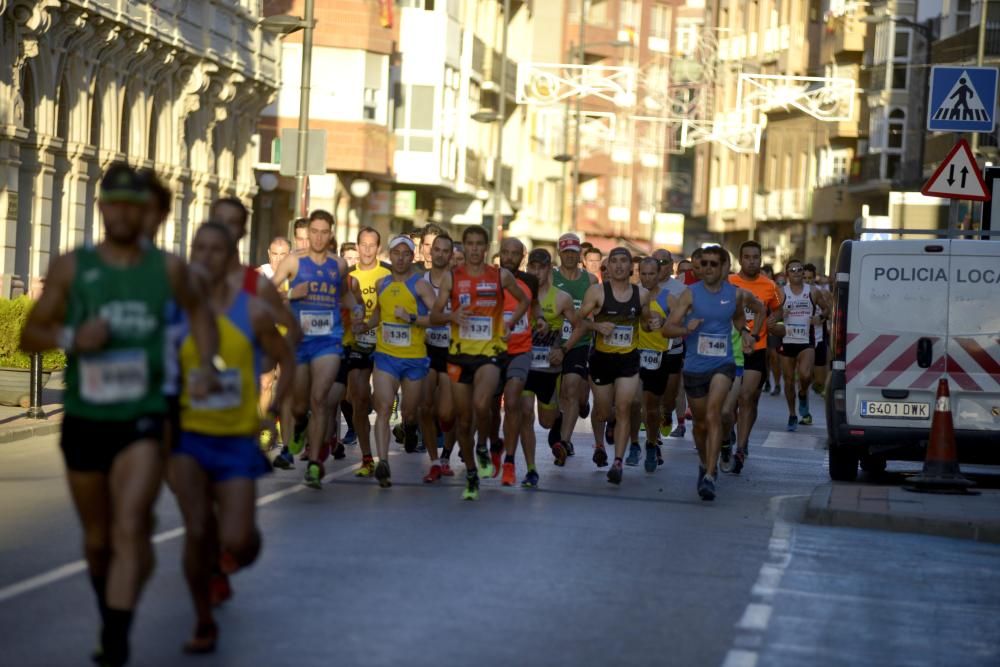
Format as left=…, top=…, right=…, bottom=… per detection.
left=409, top=313, right=418, bottom=324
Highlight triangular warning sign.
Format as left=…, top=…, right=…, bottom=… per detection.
left=931, top=70, right=992, bottom=123
left=921, top=139, right=990, bottom=201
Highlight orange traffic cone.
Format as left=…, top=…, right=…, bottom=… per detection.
left=905, top=378, right=977, bottom=494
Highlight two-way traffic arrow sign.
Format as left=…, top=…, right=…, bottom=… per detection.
left=921, top=139, right=991, bottom=201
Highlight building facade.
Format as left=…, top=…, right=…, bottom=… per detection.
left=0, top=0, right=280, bottom=287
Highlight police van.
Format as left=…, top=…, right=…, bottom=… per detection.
left=825, top=236, right=1000, bottom=481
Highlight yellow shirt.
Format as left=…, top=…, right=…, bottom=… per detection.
left=375, top=274, right=428, bottom=359
left=345, top=262, right=391, bottom=350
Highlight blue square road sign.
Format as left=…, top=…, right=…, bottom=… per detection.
left=927, top=66, right=998, bottom=133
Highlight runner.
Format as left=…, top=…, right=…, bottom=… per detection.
left=420, top=224, right=443, bottom=271
left=420, top=234, right=458, bottom=482
left=652, top=249, right=687, bottom=449
left=291, top=218, right=309, bottom=251
left=169, top=222, right=294, bottom=654
left=257, top=236, right=290, bottom=280
left=270, top=210, right=352, bottom=488
left=564, top=247, right=651, bottom=485
left=628, top=257, right=674, bottom=472
left=803, top=263, right=831, bottom=395
left=551, top=233, right=598, bottom=462
left=775, top=259, right=828, bottom=431
left=662, top=246, right=763, bottom=500
left=20, top=163, right=219, bottom=667
left=728, top=240, right=782, bottom=474
left=583, top=247, right=603, bottom=278
left=344, top=227, right=391, bottom=477
left=360, top=236, right=437, bottom=488
left=451, top=243, right=465, bottom=269
left=341, top=242, right=360, bottom=269
left=497, top=238, right=540, bottom=486
left=429, top=226, right=529, bottom=501
left=334, top=241, right=360, bottom=448
left=519, top=249, right=576, bottom=488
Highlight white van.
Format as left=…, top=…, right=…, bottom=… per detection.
left=825, top=237, right=1000, bottom=481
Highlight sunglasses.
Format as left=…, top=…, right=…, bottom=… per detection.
left=788, top=267, right=804, bottom=273
left=656, top=259, right=671, bottom=266
left=700, top=259, right=720, bottom=268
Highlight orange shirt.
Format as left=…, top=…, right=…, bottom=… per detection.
left=728, top=273, right=783, bottom=351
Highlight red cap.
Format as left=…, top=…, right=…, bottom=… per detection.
left=558, top=233, right=582, bottom=253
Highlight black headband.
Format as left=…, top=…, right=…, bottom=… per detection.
left=608, top=247, right=632, bottom=262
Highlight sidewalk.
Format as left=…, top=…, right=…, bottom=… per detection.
left=0, top=378, right=63, bottom=445
left=805, top=482, right=1000, bottom=544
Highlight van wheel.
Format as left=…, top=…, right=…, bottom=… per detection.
left=860, top=454, right=887, bottom=475
left=829, top=445, right=859, bottom=482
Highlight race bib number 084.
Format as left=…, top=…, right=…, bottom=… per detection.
left=301, top=310, right=333, bottom=337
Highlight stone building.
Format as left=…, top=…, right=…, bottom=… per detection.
left=0, top=0, right=279, bottom=290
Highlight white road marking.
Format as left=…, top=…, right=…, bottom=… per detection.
left=761, top=431, right=824, bottom=450
left=736, top=603, right=772, bottom=630
left=721, top=649, right=759, bottom=667
left=0, top=459, right=370, bottom=604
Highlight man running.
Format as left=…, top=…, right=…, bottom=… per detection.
left=662, top=246, right=763, bottom=500
left=652, top=249, right=686, bottom=447
left=728, top=240, right=782, bottom=474
left=420, top=224, right=443, bottom=271
left=565, top=247, right=652, bottom=485
left=270, top=210, right=352, bottom=488
left=429, top=226, right=529, bottom=500
left=803, top=263, right=831, bottom=395
left=420, top=234, right=458, bottom=482
left=360, top=236, right=437, bottom=487
left=258, top=236, right=290, bottom=280
left=344, top=228, right=391, bottom=477
left=497, top=238, right=540, bottom=485
left=775, top=259, right=828, bottom=431
left=584, top=247, right=604, bottom=278
left=20, top=163, right=219, bottom=667
left=169, top=222, right=294, bottom=653
left=551, top=233, right=598, bottom=460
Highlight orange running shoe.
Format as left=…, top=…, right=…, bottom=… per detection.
left=501, top=461, right=516, bottom=486
left=423, top=464, right=442, bottom=483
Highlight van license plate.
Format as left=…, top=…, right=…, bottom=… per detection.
left=860, top=401, right=930, bottom=419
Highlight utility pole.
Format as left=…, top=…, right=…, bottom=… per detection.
left=293, top=0, right=315, bottom=219
left=571, top=0, right=586, bottom=233
left=491, top=0, right=511, bottom=253
left=971, top=0, right=990, bottom=156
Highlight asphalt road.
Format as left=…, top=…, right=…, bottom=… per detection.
left=1, top=387, right=997, bottom=667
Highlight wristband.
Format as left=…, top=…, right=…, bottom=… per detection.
left=58, top=327, right=75, bottom=352
left=409, top=313, right=418, bottom=324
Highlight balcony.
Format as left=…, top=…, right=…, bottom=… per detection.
left=753, top=189, right=808, bottom=221
left=848, top=152, right=906, bottom=191
left=933, top=22, right=1000, bottom=63
left=821, top=15, right=866, bottom=61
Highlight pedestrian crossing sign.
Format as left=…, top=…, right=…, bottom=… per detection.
left=927, top=66, right=998, bottom=133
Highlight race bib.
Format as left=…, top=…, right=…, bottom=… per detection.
left=504, top=311, right=529, bottom=335
left=697, top=332, right=728, bottom=357
left=785, top=324, right=809, bottom=342
left=603, top=325, right=634, bottom=349
left=640, top=349, right=662, bottom=371
left=80, top=349, right=148, bottom=404
left=531, top=346, right=552, bottom=369
left=561, top=319, right=573, bottom=341
left=189, top=368, right=242, bottom=411
left=382, top=322, right=411, bottom=347
left=744, top=306, right=755, bottom=323
left=460, top=316, right=493, bottom=341
left=301, top=310, right=333, bottom=337
left=356, top=328, right=377, bottom=347
left=427, top=326, right=450, bottom=348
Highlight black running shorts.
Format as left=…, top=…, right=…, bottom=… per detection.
left=61, top=414, right=165, bottom=473
left=589, top=350, right=640, bottom=386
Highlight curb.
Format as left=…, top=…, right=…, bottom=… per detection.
left=804, top=485, right=1000, bottom=544
left=0, top=420, right=62, bottom=444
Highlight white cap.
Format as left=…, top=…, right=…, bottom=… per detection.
left=388, top=236, right=415, bottom=252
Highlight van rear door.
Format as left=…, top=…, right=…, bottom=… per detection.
left=846, top=241, right=949, bottom=430
left=947, top=240, right=1000, bottom=432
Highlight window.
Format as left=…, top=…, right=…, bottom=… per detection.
left=395, top=84, right=436, bottom=152
left=363, top=88, right=378, bottom=120
left=956, top=0, right=972, bottom=32
left=364, top=53, right=385, bottom=122
left=650, top=3, right=671, bottom=39
left=887, top=108, right=905, bottom=150
left=676, top=21, right=700, bottom=55
left=398, top=0, right=435, bottom=10
left=818, top=148, right=850, bottom=187
left=890, top=30, right=910, bottom=90
left=620, top=0, right=639, bottom=29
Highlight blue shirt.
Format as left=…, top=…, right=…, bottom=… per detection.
left=684, top=281, right=737, bottom=374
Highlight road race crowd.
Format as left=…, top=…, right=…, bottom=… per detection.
left=20, top=164, right=832, bottom=665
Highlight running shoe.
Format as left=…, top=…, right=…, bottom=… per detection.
left=670, top=424, right=686, bottom=438
left=787, top=415, right=798, bottom=432
left=580, top=401, right=591, bottom=419
left=475, top=448, right=494, bottom=478
left=566, top=440, right=576, bottom=456
left=592, top=446, right=609, bottom=467
left=607, top=460, right=623, bottom=485
left=403, top=425, right=419, bottom=454
left=333, top=441, right=346, bottom=460
left=259, top=428, right=273, bottom=450
left=625, top=442, right=642, bottom=466
left=639, top=422, right=646, bottom=433
left=354, top=456, right=376, bottom=477
left=799, top=414, right=813, bottom=426
left=698, top=474, right=716, bottom=501
left=272, top=447, right=294, bottom=470
left=440, top=461, right=455, bottom=477
left=719, top=444, right=734, bottom=473
left=698, top=465, right=706, bottom=491
left=423, top=464, right=443, bottom=483
left=209, top=573, right=232, bottom=607
left=342, top=428, right=358, bottom=445
left=491, top=451, right=502, bottom=478
left=770, top=384, right=782, bottom=397
left=656, top=444, right=664, bottom=466
left=304, top=462, right=323, bottom=489
left=521, top=469, right=540, bottom=488
left=684, top=408, right=693, bottom=421
left=393, top=424, right=405, bottom=445
left=501, top=462, right=516, bottom=486
left=289, top=425, right=307, bottom=456
left=798, top=396, right=810, bottom=419
left=551, top=441, right=568, bottom=467
left=548, top=414, right=563, bottom=446
left=763, top=380, right=771, bottom=393
left=644, top=445, right=657, bottom=473
left=462, top=474, right=480, bottom=501
left=660, top=423, right=672, bottom=439
left=375, top=460, right=392, bottom=488
left=605, top=418, right=616, bottom=445
left=732, top=448, right=746, bottom=475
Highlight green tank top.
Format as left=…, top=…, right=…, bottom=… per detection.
left=731, top=327, right=745, bottom=368
left=552, top=267, right=592, bottom=349
left=64, top=246, right=172, bottom=420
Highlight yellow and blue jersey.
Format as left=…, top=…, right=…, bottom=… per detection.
left=179, top=291, right=262, bottom=437
left=638, top=288, right=671, bottom=353
left=375, top=274, right=429, bottom=359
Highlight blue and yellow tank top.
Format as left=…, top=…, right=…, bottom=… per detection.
left=375, top=274, right=428, bottom=359
left=638, top=288, right=671, bottom=354
left=179, top=290, right=261, bottom=437
left=289, top=255, right=343, bottom=341
left=346, top=262, right=391, bottom=350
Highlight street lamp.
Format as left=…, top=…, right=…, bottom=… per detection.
left=260, top=3, right=316, bottom=222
